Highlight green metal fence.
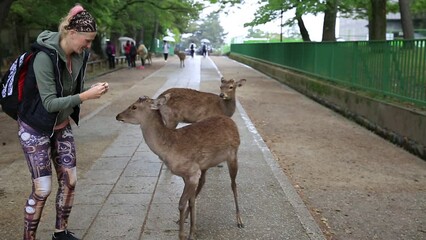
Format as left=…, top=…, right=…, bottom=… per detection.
left=231, top=40, right=426, bottom=106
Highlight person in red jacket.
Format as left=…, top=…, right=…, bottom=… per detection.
left=124, top=40, right=131, bottom=68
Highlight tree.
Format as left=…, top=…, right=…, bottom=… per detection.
left=294, top=3, right=312, bottom=42
left=295, top=13, right=311, bottom=41
left=244, top=0, right=325, bottom=42
left=246, top=28, right=268, bottom=38
left=0, top=0, right=15, bottom=31
left=0, top=0, right=249, bottom=67
left=322, top=0, right=338, bottom=41
left=399, top=0, right=414, bottom=39
left=197, top=12, right=226, bottom=48
left=180, top=12, right=226, bottom=50
left=411, top=0, right=426, bottom=13
left=369, top=0, right=387, bottom=40
left=1, top=0, right=203, bottom=56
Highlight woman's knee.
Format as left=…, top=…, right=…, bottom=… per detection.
left=33, top=176, right=52, bottom=198
left=58, top=167, right=78, bottom=189
left=67, top=167, right=78, bottom=188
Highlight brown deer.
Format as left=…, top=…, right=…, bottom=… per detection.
left=174, top=49, right=186, bottom=68
left=116, top=95, right=244, bottom=240
left=158, top=77, right=246, bottom=129
left=145, top=52, right=152, bottom=65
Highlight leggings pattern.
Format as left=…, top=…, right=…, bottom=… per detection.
left=18, top=119, right=77, bottom=240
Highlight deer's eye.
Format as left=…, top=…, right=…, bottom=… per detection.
left=131, top=105, right=137, bottom=110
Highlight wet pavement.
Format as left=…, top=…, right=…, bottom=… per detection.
left=35, top=55, right=325, bottom=240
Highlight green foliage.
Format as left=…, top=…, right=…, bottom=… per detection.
left=412, top=0, right=426, bottom=13
left=197, top=12, right=226, bottom=47
left=1, top=0, right=246, bottom=57
left=179, top=11, right=226, bottom=50
left=9, top=0, right=67, bottom=29
left=243, top=0, right=419, bottom=42
left=3, top=0, right=207, bottom=55
left=244, top=0, right=323, bottom=28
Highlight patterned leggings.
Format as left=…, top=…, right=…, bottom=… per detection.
left=18, top=119, right=77, bottom=240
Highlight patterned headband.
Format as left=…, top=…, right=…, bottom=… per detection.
left=66, top=10, right=97, bottom=32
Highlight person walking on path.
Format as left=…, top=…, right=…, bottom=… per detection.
left=124, top=40, right=131, bottom=68
left=137, top=43, right=148, bottom=69
left=163, top=40, right=170, bottom=62
left=105, top=40, right=115, bottom=69
left=189, top=41, right=196, bottom=58
left=129, top=42, right=137, bottom=68
left=202, top=43, right=207, bottom=57
left=16, top=4, right=109, bottom=240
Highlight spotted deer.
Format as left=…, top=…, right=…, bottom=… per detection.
left=116, top=95, right=244, bottom=240
left=158, top=77, right=246, bottom=129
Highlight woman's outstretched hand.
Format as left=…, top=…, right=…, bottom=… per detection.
left=80, top=82, right=109, bottom=101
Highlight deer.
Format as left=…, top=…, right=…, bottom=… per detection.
left=146, top=52, right=153, bottom=64
left=116, top=94, right=244, bottom=240
left=158, top=77, right=246, bottom=129
left=175, top=49, right=186, bottom=68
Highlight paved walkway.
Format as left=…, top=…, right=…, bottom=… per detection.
left=37, top=55, right=325, bottom=240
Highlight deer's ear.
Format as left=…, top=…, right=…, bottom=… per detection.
left=221, top=77, right=225, bottom=83
left=151, top=99, right=160, bottom=110
left=138, top=96, right=149, bottom=102
left=237, top=79, right=246, bottom=87
left=163, top=93, right=171, bottom=102
left=152, top=94, right=169, bottom=109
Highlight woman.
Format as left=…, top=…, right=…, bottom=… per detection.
left=137, top=43, right=148, bottom=69
left=163, top=40, right=170, bottom=62
left=124, top=40, right=131, bottom=68
left=105, top=40, right=116, bottom=69
left=129, top=41, right=137, bottom=68
left=18, top=4, right=108, bottom=240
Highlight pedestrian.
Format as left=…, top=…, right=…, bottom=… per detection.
left=124, top=40, right=131, bottom=68
left=202, top=44, right=207, bottom=57
left=163, top=40, right=170, bottom=62
left=130, top=42, right=137, bottom=68
left=17, top=4, right=109, bottom=240
left=137, top=42, right=148, bottom=69
left=105, top=40, right=116, bottom=69
left=189, top=41, right=196, bottom=58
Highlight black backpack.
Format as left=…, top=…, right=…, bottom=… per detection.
left=0, top=50, right=37, bottom=120
left=1, top=43, right=90, bottom=124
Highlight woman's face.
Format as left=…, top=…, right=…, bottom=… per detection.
left=69, top=30, right=97, bottom=54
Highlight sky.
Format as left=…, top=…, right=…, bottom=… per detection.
left=201, top=0, right=324, bottom=43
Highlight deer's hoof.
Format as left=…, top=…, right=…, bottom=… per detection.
left=237, top=222, right=245, bottom=228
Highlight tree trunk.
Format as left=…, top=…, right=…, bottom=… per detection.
left=296, top=16, right=311, bottom=42
left=369, top=0, right=387, bottom=40
left=322, top=0, right=338, bottom=41
left=399, top=0, right=414, bottom=39
left=0, top=0, right=15, bottom=31
left=151, top=20, right=159, bottom=52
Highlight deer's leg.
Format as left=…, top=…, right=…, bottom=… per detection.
left=181, top=169, right=207, bottom=223
left=195, top=170, right=207, bottom=197
left=178, top=170, right=206, bottom=223
left=188, top=194, right=197, bottom=240
left=227, top=156, right=244, bottom=228
left=178, top=173, right=200, bottom=240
